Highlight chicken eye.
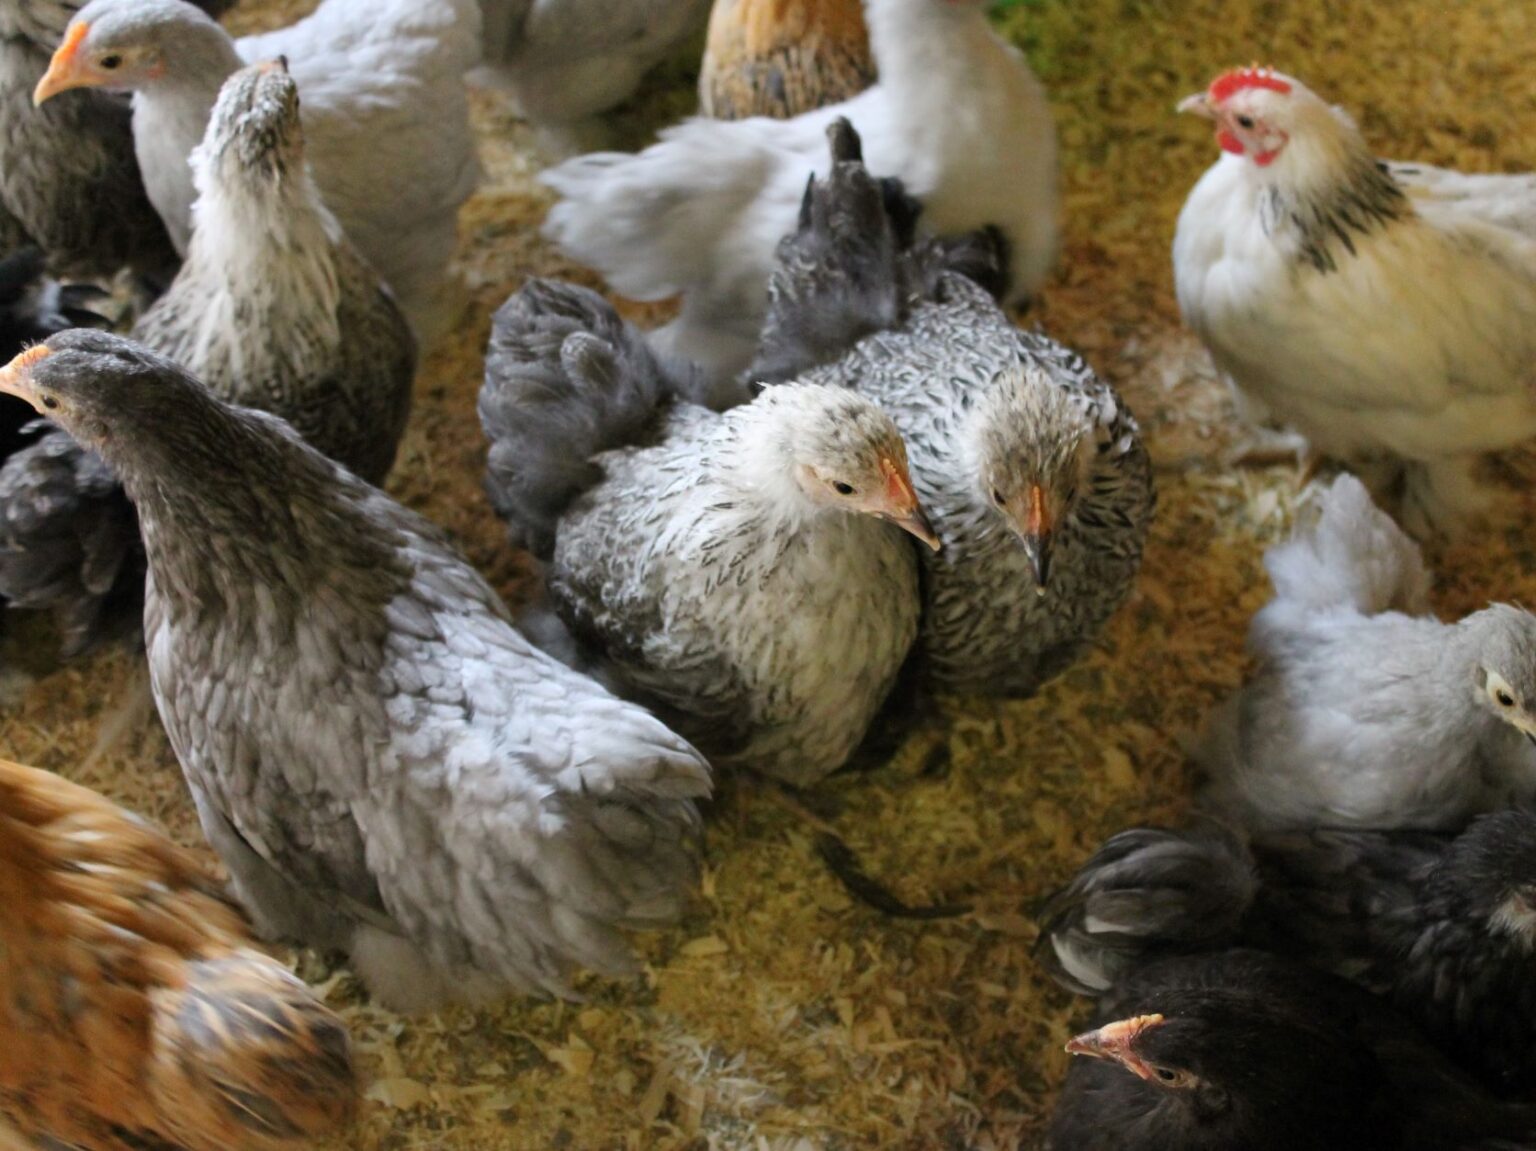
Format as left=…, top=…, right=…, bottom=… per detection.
left=39, top=394, right=57, bottom=410
left=832, top=481, right=856, bottom=496
left=1497, top=690, right=1516, bottom=707
left=992, top=487, right=1006, bottom=506
left=1235, top=114, right=1255, bottom=129
left=99, top=54, right=123, bottom=70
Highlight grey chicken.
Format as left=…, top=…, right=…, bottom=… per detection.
left=1040, top=811, right=1536, bottom=1096
left=751, top=121, right=1153, bottom=697
left=35, top=0, right=480, bottom=339
left=1048, top=949, right=1536, bottom=1151
left=0, top=330, right=711, bottom=1013
left=0, top=60, right=416, bottom=657
left=480, top=278, right=936, bottom=786
left=1196, top=474, right=1536, bottom=830
left=0, top=0, right=233, bottom=282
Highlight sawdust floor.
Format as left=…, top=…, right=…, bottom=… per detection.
left=4, top=1, right=1536, bottom=1147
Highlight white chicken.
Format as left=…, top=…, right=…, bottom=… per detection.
left=476, top=0, right=711, bottom=153
left=1173, top=67, right=1536, bottom=536
left=541, top=0, right=1057, bottom=380
left=33, top=0, right=483, bottom=341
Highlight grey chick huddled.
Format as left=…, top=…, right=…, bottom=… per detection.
left=1196, top=473, right=1536, bottom=831
left=748, top=120, right=1153, bottom=699
left=1038, top=810, right=1536, bottom=1097
left=479, top=278, right=938, bottom=787
left=0, top=59, right=415, bottom=656
left=0, top=330, right=711, bottom=1013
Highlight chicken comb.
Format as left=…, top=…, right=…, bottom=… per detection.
left=1209, top=66, right=1292, bottom=103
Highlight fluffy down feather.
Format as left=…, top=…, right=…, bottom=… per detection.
left=541, top=0, right=1056, bottom=380
left=0, top=330, right=711, bottom=1012
left=698, top=0, right=875, bottom=121
left=0, top=756, right=355, bottom=1151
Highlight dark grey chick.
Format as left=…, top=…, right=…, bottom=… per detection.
left=750, top=121, right=1153, bottom=698
left=1048, top=949, right=1536, bottom=1151
left=0, top=330, right=711, bottom=1013
left=0, top=0, right=234, bottom=281
left=0, top=59, right=414, bottom=656
left=1040, top=810, right=1536, bottom=1096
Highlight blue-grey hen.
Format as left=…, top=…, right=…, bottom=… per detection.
left=1197, top=474, right=1536, bottom=830
left=0, top=331, right=711, bottom=1012
left=749, top=120, right=1153, bottom=697
left=1040, top=811, right=1536, bottom=1096
left=0, top=60, right=415, bottom=656
left=480, top=278, right=937, bottom=786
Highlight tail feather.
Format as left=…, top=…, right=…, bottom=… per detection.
left=479, top=279, right=697, bottom=558
left=1265, top=474, right=1430, bottom=617
left=1037, top=825, right=1256, bottom=995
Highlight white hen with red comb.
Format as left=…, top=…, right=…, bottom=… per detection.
left=1172, top=66, right=1536, bottom=536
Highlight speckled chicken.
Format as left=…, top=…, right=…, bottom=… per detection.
left=699, top=0, right=874, bottom=120
left=1174, top=67, right=1536, bottom=536
left=0, top=756, right=355, bottom=1151
left=542, top=0, right=1057, bottom=380
left=0, top=59, right=416, bottom=657
left=481, top=278, right=935, bottom=786
left=752, top=122, right=1152, bottom=697
left=476, top=0, right=710, bottom=150
left=0, top=0, right=233, bottom=282
left=0, top=331, right=712, bottom=1012
left=1196, top=474, right=1536, bottom=830
left=1040, top=811, right=1536, bottom=1096
left=1048, top=949, right=1536, bottom=1151
left=35, top=0, right=480, bottom=338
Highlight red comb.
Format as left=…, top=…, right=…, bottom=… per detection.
left=1209, top=66, right=1292, bottom=104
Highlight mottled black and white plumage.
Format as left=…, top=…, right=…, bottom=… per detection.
left=0, top=61, right=416, bottom=656
left=1048, top=949, right=1536, bottom=1151
left=751, top=122, right=1153, bottom=696
left=0, top=330, right=712, bottom=1013
left=1041, top=811, right=1536, bottom=1095
left=481, top=278, right=934, bottom=785
left=1197, top=474, right=1536, bottom=830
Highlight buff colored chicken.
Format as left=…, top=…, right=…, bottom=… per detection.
left=699, top=0, right=875, bottom=120
left=0, top=757, right=356, bottom=1151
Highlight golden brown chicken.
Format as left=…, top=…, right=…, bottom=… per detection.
left=698, top=0, right=875, bottom=119
left=0, top=758, right=356, bottom=1151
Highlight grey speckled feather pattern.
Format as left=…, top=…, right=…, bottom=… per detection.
left=754, top=124, right=1153, bottom=696
left=0, top=61, right=416, bottom=655
left=1196, top=474, right=1536, bottom=830
left=10, top=330, right=711, bottom=1012
left=482, top=278, right=925, bottom=786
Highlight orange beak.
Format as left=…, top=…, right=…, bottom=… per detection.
left=34, top=23, right=97, bottom=105
left=878, top=456, right=940, bottom=552
left=1005, top=483, right=1054, bottom=588
left=1065, top=1014, right=1165, bottom=1081
left=0, top=345, right=51, bottom=410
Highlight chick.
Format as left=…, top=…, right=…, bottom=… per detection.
left=1197, top=474, right=1536, bottom=830
left=1049, top=949, right=1536, bottom=1151
left=0, top=331, right=710, bottom=1013
left=699, top=0, right=875, bottom=120
left=0, top=756, right=355, bottom=1151
left=1174, top=66, right=1536, bottom=536
left=1041, top=811, right=1536, bottom=1095
left=481, top=279, right=936, bottom=786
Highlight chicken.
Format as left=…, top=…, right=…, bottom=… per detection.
left=0, top=0, right=235, bottom=282
left=476, top=0, right=710, bottom=150
left=34, top=0, right=481, bottom=339
left=0, top=331, right=711, bottom=1013
left=481, top=279, right=935, bottom=786
left=1173, top=66, right=1536, bottom=536
left=1048, top=949, right=1536, bottom=1151
left=1195, top=474, right=1536, bottom=830
left=751, top=121, right=1152, bottom=698
left=0, top=58, right=417, bottom=658
left=542, top=0, right=1057, bottom=380
left=699, top=0, right=875, bottom=120
left=0, top=755, right=355, bottom=1151
left=1039, top=811, right=1536, bottom=1095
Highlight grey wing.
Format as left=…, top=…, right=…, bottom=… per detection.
left=1387, top=161, right=1536, bottom=241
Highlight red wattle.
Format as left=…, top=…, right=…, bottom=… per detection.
left=1217, top=129, right=1245, bottom=155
